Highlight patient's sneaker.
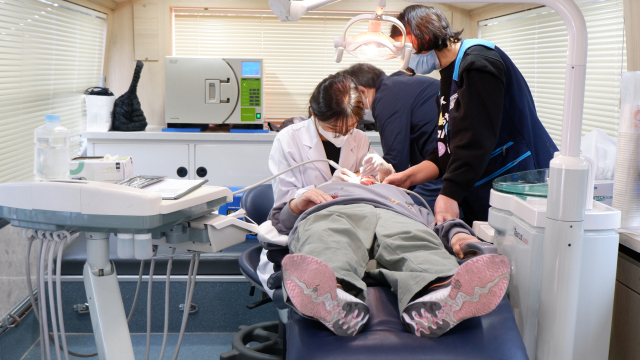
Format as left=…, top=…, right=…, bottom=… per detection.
left=402, top=254, right=511, bottom=338
left=282, top=254, right=369, bottom=336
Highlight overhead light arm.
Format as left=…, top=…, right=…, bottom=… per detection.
left=268, top=0, right=341, bottom=22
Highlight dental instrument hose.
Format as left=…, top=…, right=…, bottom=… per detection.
left=55, top=232, right=73, bottom=360
left=232, top=159, right=342, bottom=195
left=172, top=253, right=200, bottom=360
left=158, top=248, right=177, bottom=360
left=232, top=159, right=434, bottom=214
left=39, top=232, right=52, bottom=360
left=25, top=230, right=140, bottom=359
left=145, top=249, right=159, bottom=360
left=46, top=232, right=62, bottom=360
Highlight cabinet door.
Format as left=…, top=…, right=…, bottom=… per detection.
left=93, top=143, right=190, bottom=179
left=195, top=144, right=272, bottom=187
left=609, top=281, right=640, bottom=360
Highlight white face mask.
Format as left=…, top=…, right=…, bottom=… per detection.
left=409, top=50, right=440, bottom=75
left=316, top=118, right=349, bottom=148
left=361, top=92, right=375, bottom=123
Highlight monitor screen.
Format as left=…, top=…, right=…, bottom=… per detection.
left=242, top=62, right=261, bottom=77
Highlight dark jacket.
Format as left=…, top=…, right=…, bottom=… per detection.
left=372, top=71, right=442, bottom=210
left=427, top=40, right=558, bottom=222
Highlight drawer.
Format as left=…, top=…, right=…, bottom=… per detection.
left=195, top=143, right=272, bottom=187
left=617, top=253, right=640, bottom=294
left=609, top=281, right=640, bottom=360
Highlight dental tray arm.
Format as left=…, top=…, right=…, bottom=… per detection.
left=187, top=210, right=259, bottom=234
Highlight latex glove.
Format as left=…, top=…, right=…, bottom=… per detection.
left=361, top=154, right=395, bottom=179
left=434, top=194, right=460, bottom=225
left=331, top=168, right=360, bottom=183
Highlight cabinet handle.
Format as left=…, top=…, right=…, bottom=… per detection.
left=177, top=167, right=188, bottom=178
left=196, top=167, right=208, bottom=178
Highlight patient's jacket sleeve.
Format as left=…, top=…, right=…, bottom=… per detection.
left=432, top=219, right=476, bottom=254
left=269, top=201, right=299, bottom=235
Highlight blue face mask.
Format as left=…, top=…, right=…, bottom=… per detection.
left=409, top=50, right=440, bottom=75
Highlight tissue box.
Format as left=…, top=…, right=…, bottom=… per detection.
left=70, top=156, right=134, bottom=183
left=594, top=180, right=614, bottom=206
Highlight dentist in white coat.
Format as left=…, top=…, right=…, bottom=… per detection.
left=258, top=73, right=394, bottom=297
left=269, top=72, right=394, bottom=207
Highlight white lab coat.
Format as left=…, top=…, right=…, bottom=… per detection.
left=259, top=118, right=377, bottom=296
left=268, top=117, right=377, bottom=206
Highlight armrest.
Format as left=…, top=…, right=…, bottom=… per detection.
left=457, top=242, right=499, bottom=265
left=461, top=241, right=499, bottom=256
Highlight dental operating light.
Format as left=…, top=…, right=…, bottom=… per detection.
left=333, top=0, right=413, bottom=66
left=269, top=0, right=412, bottom=66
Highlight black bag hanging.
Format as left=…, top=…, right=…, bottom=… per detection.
left=112, top=61, right=147, bottom=131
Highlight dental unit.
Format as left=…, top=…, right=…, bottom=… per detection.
left=0, top=157, right=431, bottom=360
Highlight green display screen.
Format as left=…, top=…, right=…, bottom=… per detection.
left=241, top=78, right=261, bottom=107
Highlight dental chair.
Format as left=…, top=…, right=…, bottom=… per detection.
left=223, top=185, right=529, bottom=360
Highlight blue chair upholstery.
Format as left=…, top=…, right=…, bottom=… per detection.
left=240, top=245, right=264, bottom=287
left=236, top=184, right=529, bottom=360
left=240, top=184, right=274, bottom=224
left=287, top=288, right=528, bottom=360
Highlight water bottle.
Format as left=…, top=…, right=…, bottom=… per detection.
left=34, top=114, right=71, bottom=181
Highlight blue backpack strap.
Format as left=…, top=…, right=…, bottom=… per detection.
left=453, top=39, right=496, bottom=81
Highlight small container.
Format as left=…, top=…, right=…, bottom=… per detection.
left=134, top=233, right=154, bottom=260
left=85, top=95, right=115, bottom=132
left=117, top=233, right=134, bottom=259
left=34, top=114, right=70, bottom=181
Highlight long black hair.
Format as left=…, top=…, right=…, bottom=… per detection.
left=309, top=73, right=364, bottom=136
left=393, top=5, right=463, bottom=53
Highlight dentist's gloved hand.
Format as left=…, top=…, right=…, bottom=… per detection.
left=331, top=168, right=360, bottom=183
left=361, top=154, right=395, bottom=180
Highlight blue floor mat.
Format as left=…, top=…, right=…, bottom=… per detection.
left=20, top=333, right=234, bottom=360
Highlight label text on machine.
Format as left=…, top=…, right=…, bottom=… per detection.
left=514, top=226, right=529, bottom=245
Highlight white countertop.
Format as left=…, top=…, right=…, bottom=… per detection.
left=619, top=230, right=640, bottom=254
left=83, top=130, right=382, bottom=142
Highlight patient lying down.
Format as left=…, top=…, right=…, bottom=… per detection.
left=270, top=182, right=510, bottom=338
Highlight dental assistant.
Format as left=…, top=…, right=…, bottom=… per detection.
left=340, top=63, right=442, bottom=211
left=385, top=5, right=558, bottom=225
left=269, top=72, right=392, bottom=207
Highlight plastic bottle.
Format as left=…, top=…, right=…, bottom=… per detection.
left=117, top=233, right=135, bottom=259
left=34, top=114, right=70, bottom=181
left=134, top=233, right=154, bottom=260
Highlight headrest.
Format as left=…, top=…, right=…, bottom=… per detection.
left=240, top=184, right=274, bottom=224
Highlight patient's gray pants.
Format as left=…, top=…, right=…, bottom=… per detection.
left=289, top=204, right=460, bottom=312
